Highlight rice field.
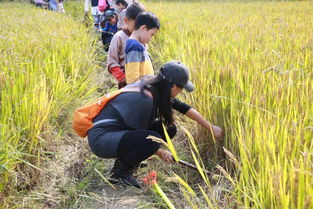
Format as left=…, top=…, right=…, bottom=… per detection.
left=0, top=0, right=312, bottom=208
left=147, top=1, right=313, bottom=208
left=0, top=2, right=97, bottom=200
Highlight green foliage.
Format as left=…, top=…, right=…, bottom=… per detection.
left=0, top=1, right=97, bottom=200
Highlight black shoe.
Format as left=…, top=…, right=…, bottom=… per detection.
left=109, top=173, right=141, bottom=188
left=109, top=159, right=141, bottom=188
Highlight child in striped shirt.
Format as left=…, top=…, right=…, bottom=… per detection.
left=107, top=2, right=146, bottom=89
left=125, top=12, right=160, bottom=84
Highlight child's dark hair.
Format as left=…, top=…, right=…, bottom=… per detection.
left=135, top=12, right=160, bottom=30
left=116, top=0, right=128, bottom=8
left=125, top=2, right=145, bottom=20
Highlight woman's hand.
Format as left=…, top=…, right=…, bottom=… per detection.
left=155, top=149, right=174, bottom=163
left=211, top=125, right=224, bottom=140
left=185, top=109, right=225, bottom=140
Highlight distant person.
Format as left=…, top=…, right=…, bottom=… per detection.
left=85, top=0, right=109, bottom=29
left=125, top=0, right=133, bottom=6
left=86, top=61, right=225, bottom=188
left=101, top=10, right=118, bottom=52
left=49, top=0, right=58, bottom=11
left=58, top=0, right=65, bottom=12
left=98, top=0, right=110, bottom=13
left=124, top=12, right=160, bottom=84
left=115, top=0, right=128, bottom=30
left=34, top=0, right=47, bottom=8
left=108, top=0, right=130, bottom=10
left=107, top=2, right=145, bottom=89
left=107, top=0, right=116, bottom=9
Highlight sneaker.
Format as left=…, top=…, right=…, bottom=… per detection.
left=108, top=159, right=141, bottom=188
left=109, top=173, right=141, bottom=188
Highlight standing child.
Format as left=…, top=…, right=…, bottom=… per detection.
left=101, top=10, right=118, bottom=52
left=124, top=12, right=160, bottom=84
left=115, top=0, right=128, bottom=30
left=85, top=0, right=101, bottom=29
left=58, top=0, right=65, bottom=12
left=107, top=2, right=145, bottom=89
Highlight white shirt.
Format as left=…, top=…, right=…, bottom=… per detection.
left=84, top=0, right=100, bottom=15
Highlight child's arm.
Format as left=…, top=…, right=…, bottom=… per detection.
left=125, top=50, right=141, bottom=84
left=108, top=34, right=125, bottom=83
left=110, top=67, right=125, bottom=82
left=102, top=22, right=109, bottom=32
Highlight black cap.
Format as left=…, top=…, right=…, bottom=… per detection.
left=160, top=61, right=194, bottom=92
left=104, top=10, right=115, bottom=20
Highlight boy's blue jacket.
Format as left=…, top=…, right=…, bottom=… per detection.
left=102, top=22, right=118, bottom=34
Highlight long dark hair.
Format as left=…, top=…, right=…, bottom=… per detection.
left=141, top=75, right=174, bottom=126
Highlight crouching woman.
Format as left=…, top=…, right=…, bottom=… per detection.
left=87, top=61, right=224, bottom=188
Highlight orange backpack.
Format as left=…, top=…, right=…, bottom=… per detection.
left=72, top=87, right=140, bottom=138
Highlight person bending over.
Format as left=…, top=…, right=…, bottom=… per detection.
left=87, top=61, right=224, bottom=188
left=101, top=10, right=118, bottom=52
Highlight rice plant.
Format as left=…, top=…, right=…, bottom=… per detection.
left=147, top=1, right=313, bottom=208
left=0, top=2, right=97, bottom=202
left=1, top=0, right=312, bottom=208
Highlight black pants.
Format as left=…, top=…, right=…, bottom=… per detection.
left=117, top=122, right=177, bottom=167
left=101, top=32, right=113, bottom=52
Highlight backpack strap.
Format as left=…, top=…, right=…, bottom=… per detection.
left=91, top=87, right=152, bottom=128
left=120, top=86, right=153, bottom=98
left=120, top=86, right=141, bottom=92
